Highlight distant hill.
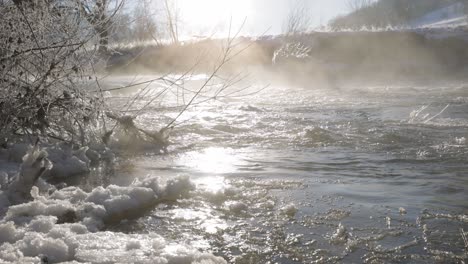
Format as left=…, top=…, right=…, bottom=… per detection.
left=409, top=2, right=467, bottom=28
left=330, top=0, right=468, bottom=29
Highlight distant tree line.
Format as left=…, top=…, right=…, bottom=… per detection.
left=110, top=0, right=180, bottom=46
left=330, top=0, right=467, bottom=29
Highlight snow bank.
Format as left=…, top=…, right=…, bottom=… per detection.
left=0, top=143, right=223, bottom=263
left=2, top=142, right=114, bottom=182
left=0, top=175, right=223, bottom=263
left=4, top=175, right=194, bottom=228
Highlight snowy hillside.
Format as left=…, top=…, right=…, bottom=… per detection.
left=409, top=2, right=467, bottom=28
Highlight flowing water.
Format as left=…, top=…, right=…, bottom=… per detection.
left=102, top=75, right=468, bottom=263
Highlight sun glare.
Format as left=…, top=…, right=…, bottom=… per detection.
left=179, top=0, right=253, bottom=36
left=180, top=147, right=238, bottom=174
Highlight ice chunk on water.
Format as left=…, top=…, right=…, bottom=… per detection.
left=49, top=186, right=88, bottom=204
left=5, top=176, right=193, bottom=228
left=86, top=185, right=156, bottom=218
left=8, top=145, right=52, bottom=201
left=6, top=189, right=76, bottom=221
left=72, top=233, right=225, bottom=264
left=27, top=216, right=57, bottom=233
left=226, top=201, right=248, bottom=214
left=19, top=233, right=70, bottom=263
left=259, top=199, right=275, bottom=210
left=0, top=142, right=221, bottom=263
left=125, top=240, right=141, bottom=250
left=46, top=144, right=90, bottom=178
left=331, top=223, right=348, bottom=244
left=162, top=244, right=227, bottom=264
left=455, top=137, right=466, bottom=145
left=0, top=175, right=227, bottom=263
left=0, top=222, right=20, bottom=244
left=399, top=207, right=407, bottom=215
left=161, top=176, right=195, bottom=201
left=281, top=203, right=298, bottom=217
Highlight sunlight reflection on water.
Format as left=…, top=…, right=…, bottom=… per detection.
left=179, top=147, right=240, bottom=174
left=103, top=76, right=468, bottom=262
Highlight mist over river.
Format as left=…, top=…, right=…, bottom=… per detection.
left=3, top=0, right=468, bottom=262
left=101, top=75, right=468, bottom=263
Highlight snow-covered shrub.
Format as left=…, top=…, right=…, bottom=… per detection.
left=272, top=42, right=311, bottom=65
left=0, top=0, right=105, bottom=146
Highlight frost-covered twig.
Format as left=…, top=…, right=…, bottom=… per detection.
left=423, top=104, right=450, bottom=124
left=0, top=0, right=119, bottom=146
left=105, top=111, right=170, bottom=149
left=164, top=19, right=249, bottom=129
left=409, top=104, right=450, bottom=124
left=462, top=228, right=468, bottom=250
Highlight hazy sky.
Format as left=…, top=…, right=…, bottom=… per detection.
left=178, top=0, right=351, bottom=37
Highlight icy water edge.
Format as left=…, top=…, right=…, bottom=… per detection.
left=102, top=77, right=468, bottom=263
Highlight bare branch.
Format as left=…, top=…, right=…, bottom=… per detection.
left=283, top=0, right=311, bottom=35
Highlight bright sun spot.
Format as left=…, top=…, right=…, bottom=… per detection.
left=179, top=0, right=253, bottom=36
left=181, top=147, right=239, bottom=174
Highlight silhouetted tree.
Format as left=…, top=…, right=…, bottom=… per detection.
left=283, top=0, right=311, bottom=35
left=133, top=0, right=160, bottom=44
left=77, top=0, right=124, bottom=55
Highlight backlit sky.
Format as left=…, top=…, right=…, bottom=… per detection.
left=177, top=0, right=351, bottom=37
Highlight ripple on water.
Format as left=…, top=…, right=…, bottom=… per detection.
left=101, top=81, right=468, bottom=263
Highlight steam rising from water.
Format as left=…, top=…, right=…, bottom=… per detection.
left=96, top=74, right=468, bottom=262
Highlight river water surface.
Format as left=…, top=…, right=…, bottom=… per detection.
left=102, top=75, right=468, bottom=263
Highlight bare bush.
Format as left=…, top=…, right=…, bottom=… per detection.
left=0, top=0, right=107, bottom=146
left=133, top=0, right=161, bottom=44
left=1, top=0, right=258, bottom=155
left=103, top=25, right=262, bottom=150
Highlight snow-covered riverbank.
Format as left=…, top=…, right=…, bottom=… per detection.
left=0, top=143, right=228, bottom=263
